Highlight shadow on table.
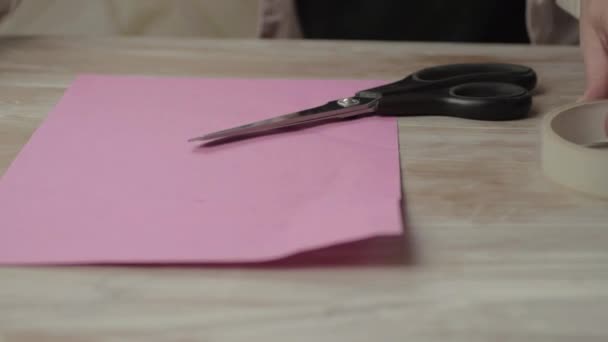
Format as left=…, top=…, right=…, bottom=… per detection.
left=250, top=234, right=415, bottom=268
left=101, top=238, right=414, bottom=270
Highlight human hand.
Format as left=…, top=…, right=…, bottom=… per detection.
left=580, top=0, right=608, bottom=100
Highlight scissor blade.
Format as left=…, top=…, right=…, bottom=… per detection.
left=188, top=97, right=377, bottom=142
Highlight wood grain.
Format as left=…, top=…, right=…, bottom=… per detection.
left=1, top=36, right=607, bottom=342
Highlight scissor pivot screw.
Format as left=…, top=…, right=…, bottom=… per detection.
left=337, top=97, right=360, bottom=107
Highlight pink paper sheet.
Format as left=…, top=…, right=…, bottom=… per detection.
left=0, top=75, right=402, bottom=264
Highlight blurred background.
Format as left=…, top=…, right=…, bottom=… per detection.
left=0, top=0, right=580, bottom=44
left=0, top=0, right=260, bottom=38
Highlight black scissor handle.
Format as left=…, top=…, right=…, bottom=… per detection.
left=357, top=63, right=537, bottom=98
left=413, top=63, right=536, bottom=88
left=375, top=81, right=532, bottom=121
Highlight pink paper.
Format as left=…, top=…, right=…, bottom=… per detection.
left=0, top=75, right=402, bottom=264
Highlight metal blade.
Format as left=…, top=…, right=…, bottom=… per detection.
left=188, top=97, right=377, bottom=142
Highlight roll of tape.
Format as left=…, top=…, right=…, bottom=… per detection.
left=541, top=100, right=608, bottom=199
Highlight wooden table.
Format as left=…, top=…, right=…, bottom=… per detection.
left=1, top=36, right=607, bottom=341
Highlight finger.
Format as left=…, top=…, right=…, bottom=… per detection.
left=580, top=14, right=608, bottom=100
left=581, top=24, right=608, bottom=100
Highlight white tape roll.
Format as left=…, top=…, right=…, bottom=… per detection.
left=541, top=100, right=608, bottom=199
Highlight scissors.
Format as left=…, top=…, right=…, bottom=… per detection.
left=188, top=63, right=537, bottom=143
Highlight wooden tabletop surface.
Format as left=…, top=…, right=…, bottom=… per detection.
left=1, top=36, right=607, bottom=341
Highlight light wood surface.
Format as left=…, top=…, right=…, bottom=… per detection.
left=1, top=36, right=608, bottom=341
